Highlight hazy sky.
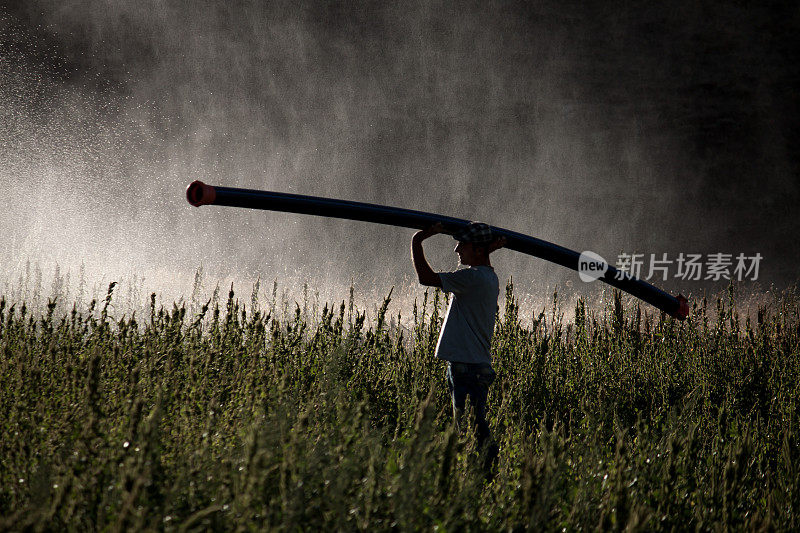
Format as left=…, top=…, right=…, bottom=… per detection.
left=1, top=0, right=798, bottom=310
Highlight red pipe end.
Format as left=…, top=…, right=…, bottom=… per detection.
left=186, top=180, right=216, bottom=207
left=673, top=294, right=689, bottom=320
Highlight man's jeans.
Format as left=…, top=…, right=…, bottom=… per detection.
left=446, top=362, right=496, bottom=447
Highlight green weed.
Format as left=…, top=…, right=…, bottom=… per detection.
left=0, top=281, right=798, bottom=531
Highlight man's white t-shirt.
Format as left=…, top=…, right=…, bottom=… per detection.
left=435, top=265, right=499, bottom=365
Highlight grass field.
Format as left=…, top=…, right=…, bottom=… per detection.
left=1, top=280, right=798, bottom=531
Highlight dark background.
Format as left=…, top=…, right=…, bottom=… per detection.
left=1, top=0, right=798, bottom=306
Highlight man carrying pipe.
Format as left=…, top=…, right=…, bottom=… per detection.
left=412, top=221, right=506, bottom=474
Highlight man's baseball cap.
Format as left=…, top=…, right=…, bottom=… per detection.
left=453, top=222, right=494, bottom=245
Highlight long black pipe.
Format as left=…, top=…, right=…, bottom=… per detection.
left=187, top=181, right=689, bottom=319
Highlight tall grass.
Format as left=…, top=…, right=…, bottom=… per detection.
left=1, top=280, right=798, bottom=530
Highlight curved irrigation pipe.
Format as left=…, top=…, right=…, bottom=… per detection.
left=186, top=181, right=689, bottom=319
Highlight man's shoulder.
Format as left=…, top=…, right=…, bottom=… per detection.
left=439, top=266, right=498, bottom=295
left=443, top=266, right=493, bottom=281
left=472, top=266, right=499, bottom=283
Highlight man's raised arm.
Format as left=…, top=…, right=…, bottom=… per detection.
left=411, top=224, right=443, bottom=287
